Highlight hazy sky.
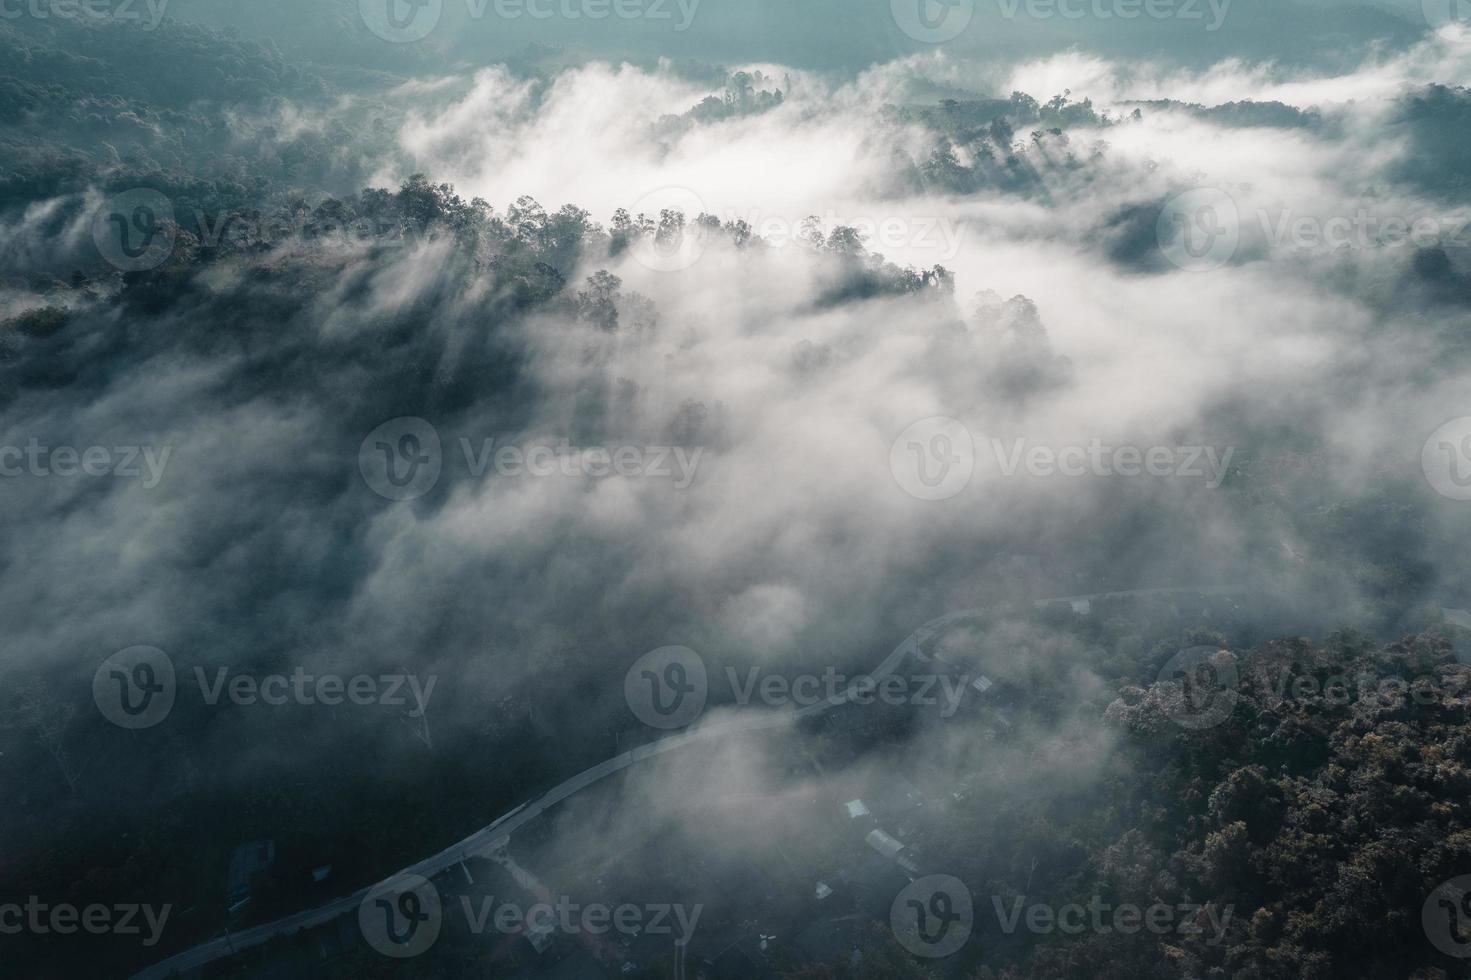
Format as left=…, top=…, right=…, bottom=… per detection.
left=168, top=0, right=1437, bottom=73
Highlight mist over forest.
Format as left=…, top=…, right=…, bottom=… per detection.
left=2, top=2, right=1470, bottom=978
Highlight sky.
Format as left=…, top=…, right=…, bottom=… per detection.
left=167, top=0, right=1435, bottom=72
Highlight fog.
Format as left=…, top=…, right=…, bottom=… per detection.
left=2, top=4, right=1470, bottom=976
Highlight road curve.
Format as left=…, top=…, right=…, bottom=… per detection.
left=133, top=585, right=1245, bottom=979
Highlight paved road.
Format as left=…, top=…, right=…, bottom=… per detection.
left=133, top=585, right=1245, bottom=979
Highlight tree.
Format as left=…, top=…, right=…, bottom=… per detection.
left=577, top=270, right=622, bottom=331
left=825, top=226, right=867, bottom=256
left=4, top=679, right=83, bottom=793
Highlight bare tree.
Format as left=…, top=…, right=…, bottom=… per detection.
left=5, top=679, right=84, bottom=793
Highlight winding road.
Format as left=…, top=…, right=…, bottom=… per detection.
left=132, top=585, right=1246, bottom=979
